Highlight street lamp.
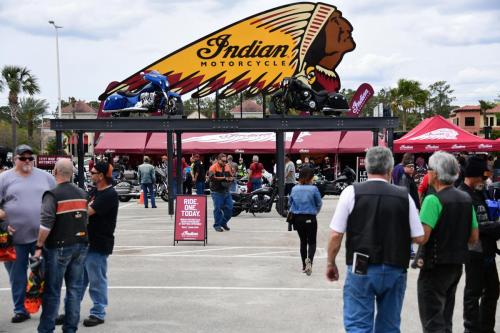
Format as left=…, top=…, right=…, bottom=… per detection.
left=48, top=20, right=62, bottom=118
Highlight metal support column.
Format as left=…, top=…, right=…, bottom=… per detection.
left=176, top=132, right=183, bottom=196
left=77, top=131, right=85, bottom=189
left=372, top=129, right=379, bottom=147
left=275, top=131, right=285, bottom=216
left=387, top=128, right=394, bottom=152
left=262, top=93, right=266, bottom=117
left=167, top=132, right=174, bottom=215
left=56, top=131, right=63, bottom=155
left=215, top=90, right=220, bottom=119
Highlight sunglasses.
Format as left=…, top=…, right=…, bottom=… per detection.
left=18, top=156, right=34, bottom=162
left=220, top=160, right=227, bottom=163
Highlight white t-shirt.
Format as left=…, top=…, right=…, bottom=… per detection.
left=329, top=178, right=424, bottom=238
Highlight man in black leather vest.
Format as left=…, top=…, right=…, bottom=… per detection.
left=459, top=156, right=500, bottom=333
left=34, top=158, right=88, bottom=333
left=417, top=151, right=479, bottom=333
left=326, top=147, right=425, bottom=333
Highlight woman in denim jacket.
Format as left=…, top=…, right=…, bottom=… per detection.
left=288, top=167, right=322, bottom=275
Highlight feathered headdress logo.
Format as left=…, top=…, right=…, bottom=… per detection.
left=99, top=2, right=355, bottom=100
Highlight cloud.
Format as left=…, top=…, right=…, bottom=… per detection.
left=456, top=67, right=499, bottom=84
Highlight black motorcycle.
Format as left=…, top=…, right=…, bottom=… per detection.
left=231, top=179, right=286, bottom=217
left=270, top=76, right=349, bottom=116
left=154, top=167, right=169, bottom=202
left=315, top=166, right=356, bottom=196
left=115, top=170, right=142, bottom=202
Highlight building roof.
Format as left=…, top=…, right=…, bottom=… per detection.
left=486, top=104, right=500, bottom=114
left=61, top=101, right=97, bottom=114
left=229, top=100, right=263, bottom=114
left=451, top=105, right=481, bottom=113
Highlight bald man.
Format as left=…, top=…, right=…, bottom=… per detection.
left=34, top=158, right=89, bottom=333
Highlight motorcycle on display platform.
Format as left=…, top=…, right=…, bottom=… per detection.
left=314, top=166, right=356, bottom=196
left=102, top=71, right=183, bottom=118
left=231, top=178, right=287, bottom=217
left=270, top=75, right=349, bottom=116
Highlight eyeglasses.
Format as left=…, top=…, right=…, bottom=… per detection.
left=18, top=156, right=34, bottom=162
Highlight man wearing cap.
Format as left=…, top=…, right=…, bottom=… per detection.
left=0, top=144, right=56, bottom=323
left=459, top=156, right=500, bottom=332
left=81, top=161, right=119, bottom=327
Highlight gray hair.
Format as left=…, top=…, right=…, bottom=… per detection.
left=54, top=158, right=74, bottom=180
left=365, top=147, right=394, bottom=175
left=252, top=155, right=259, bottom=162
left=428, top=151, right=459, bottom=185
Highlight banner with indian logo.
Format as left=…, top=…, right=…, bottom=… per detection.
left=98, top=2, right=356, bottom=100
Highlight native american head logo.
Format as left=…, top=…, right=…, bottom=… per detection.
left=99, top=2, right=355, bottom=100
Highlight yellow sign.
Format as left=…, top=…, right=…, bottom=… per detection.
left=100, top=2, right=355, bottom=99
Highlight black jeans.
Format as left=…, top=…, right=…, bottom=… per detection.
left=418, top=264, right=463, bottom=333
left=294, top=214, right=317, bottom=268
left=463, top=251, right=499, bottom=333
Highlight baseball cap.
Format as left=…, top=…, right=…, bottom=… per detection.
left=15, top=144, right=33, bottom=156
left=464, top=156, right=488, bottom=178
left=94, top=161, right=113, bottom=178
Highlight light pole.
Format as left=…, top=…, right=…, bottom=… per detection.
left=48, top=20, right=62, bottom=118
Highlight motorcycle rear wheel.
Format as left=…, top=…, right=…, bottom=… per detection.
left=232, top=207, right=242, bottom=217
left=119, top=196, right=132, bottom=202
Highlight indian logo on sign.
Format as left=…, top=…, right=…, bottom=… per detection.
left=425, top=145, right=440, bottom=150
left=183, top=132, right=311, bottom=143
left=400, top=145, right=414, bottom=150
left=478, top=144, right=493, bottom=149
left=409, top=128, right=459, bottom=141
left=100, top=2, right=355, bottom=99
left=451, top=144, right=466, bottom=149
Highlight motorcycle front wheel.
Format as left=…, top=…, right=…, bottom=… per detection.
left=270, top=92, right=286, bottom=115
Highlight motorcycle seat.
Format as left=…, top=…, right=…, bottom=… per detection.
left=117, top=90, right=141, bottom=97
left=317, top=90, right=329, bottom=97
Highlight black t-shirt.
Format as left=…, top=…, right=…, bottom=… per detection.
left=193, top=160, right=205, bottom=182
left=88, top=186, right=119, bottom=255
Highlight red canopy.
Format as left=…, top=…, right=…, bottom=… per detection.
left=394, top=115, right=500, bottom=153
left=145, top=131, right=378, bottom=154
left=94, top=132, right=149, bottom=153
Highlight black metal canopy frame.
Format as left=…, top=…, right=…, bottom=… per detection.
left=51, top=116, right=399, bottom=216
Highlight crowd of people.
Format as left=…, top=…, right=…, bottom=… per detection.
left=0, top=145, right=119, bottom=332
left=1, top=144, right=500, bottom=332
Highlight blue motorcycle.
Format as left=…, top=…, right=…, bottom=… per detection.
left=103, top=71, right=183, bottom=117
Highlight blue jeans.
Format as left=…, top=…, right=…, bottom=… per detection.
left=195, top=180, right=205, bottom=195
left=251, top=178, right=262, bottom=190
left=211, top=192, right=233, bottom=228
left=38, top=243, right=88, bottom=333
left=141, top=183, right=156, bottom=208
left=81, top=251, right=109, bottom=320
left=344, top=264, right=407, bottom=333
left=4, top=242, right=35, bottom=315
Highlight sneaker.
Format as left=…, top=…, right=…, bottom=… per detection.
left=304, top=258, right=312, bottom=276
left=152, top=206, right=157, bottom=208
left=222, top=224, right=230, bottom=231
left=11, top=313, right=30, bottom=323
left=214, top=226, right=224, bottom=232
left=55, top=314, right=65, bottom=325
left=83, top=315, right=105, bottom=327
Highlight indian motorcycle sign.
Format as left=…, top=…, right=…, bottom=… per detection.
left=100, top=2, right=356, bottom=99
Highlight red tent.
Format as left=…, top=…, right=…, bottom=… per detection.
left=94, top=132, right=149, bottom=154
left=394, top=115, right=500, bottom=153
left=145, top=131, right=378, bottom=154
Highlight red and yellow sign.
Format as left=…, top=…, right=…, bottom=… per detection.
left=100, top=2, right=355, bottom=99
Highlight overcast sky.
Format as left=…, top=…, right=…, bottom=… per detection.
left=0, top=0, right=499, bottom=113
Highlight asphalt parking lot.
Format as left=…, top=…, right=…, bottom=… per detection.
left=1, top=196, right=499, bottom=333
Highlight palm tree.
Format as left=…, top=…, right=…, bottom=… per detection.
left=0, top=65, right=40, bottom=148
left=479, top=100, right=496, bottom=138
left=18, top=97, right=49, bottom=144
left=390, top=79, right=429, bottom=131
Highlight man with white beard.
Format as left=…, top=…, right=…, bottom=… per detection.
left=0, top=144, right=56, bottom=323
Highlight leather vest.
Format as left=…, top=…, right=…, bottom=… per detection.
left=346, top=181, right=411, bottom=268
left=45, top=182, right=88, bottom=249
left=424, top=186, right=472, bottom=266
